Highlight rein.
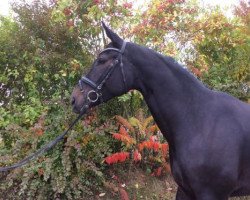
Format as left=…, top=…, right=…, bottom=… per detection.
left=0, top=105, right=89, bottom=172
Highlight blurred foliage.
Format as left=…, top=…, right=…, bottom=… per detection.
left=0, top=0, right=136, bottom=198
left=98, top=90, right=144, bottom=120
left=0, top=0, right=249, bottom=199
left=130, top=0, right=250, bottom=100
left=191, top=6, right=250, bottom=100
left=0, top=104, right=118, bottom=199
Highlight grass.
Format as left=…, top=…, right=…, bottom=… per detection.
left=97, top=166, right=250, bottom=200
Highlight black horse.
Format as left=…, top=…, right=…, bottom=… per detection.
left=71, top=23, right=250, bottom=200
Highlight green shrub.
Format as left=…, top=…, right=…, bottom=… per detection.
left=0, top=102, right=118, bottom=199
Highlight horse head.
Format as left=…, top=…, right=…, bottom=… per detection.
left=71, top=23, right=136, bottom=113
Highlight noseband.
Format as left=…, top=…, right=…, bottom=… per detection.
left=78, top=41, right=127, bottom=104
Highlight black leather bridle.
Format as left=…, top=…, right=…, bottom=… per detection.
left=78, top=41, right=127, bottom=106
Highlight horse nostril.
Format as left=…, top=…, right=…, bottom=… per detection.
left=71, top=97, right=76, bottom=106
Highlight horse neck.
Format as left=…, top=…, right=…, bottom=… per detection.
left=129, top=44, right=209, bottom=143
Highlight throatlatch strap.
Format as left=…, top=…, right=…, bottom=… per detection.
left=120, top=41, right=127, bottom=54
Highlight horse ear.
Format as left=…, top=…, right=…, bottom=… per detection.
left=102, top=22, right=123, bottom=48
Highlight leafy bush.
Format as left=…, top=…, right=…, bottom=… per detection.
left=0, top=104, right=117, bottom=199
left=98, top=90, right=145, bottom=121
left=0, top=1, right=135, bottom=198
left=104, top=112, right=171, bottom=177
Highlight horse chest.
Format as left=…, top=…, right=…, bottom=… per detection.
left=170, top=150, right=192, bottom=187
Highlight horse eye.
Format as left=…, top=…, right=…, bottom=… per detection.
left=98, top=58, right=106, bottom=64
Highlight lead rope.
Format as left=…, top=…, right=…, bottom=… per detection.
left=0, top=106, right=88, bottom=172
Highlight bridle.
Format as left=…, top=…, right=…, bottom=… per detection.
left=78, top=41, right=127, bottom=107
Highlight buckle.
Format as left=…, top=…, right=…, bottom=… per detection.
left=87, top=90, right=100, bottom=103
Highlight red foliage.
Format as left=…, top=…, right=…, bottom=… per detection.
left=63, top=8, right=72, bottom=16
left=190, top=67, right=202, bottom=77
left=161, top=143, right=169, bottom=157
left=163, top=163, right=171, bottom=173
left=155, top=167, right=163, bottom=176
left=66, top=20, right=74, bottom=27
left=152, top=164, right=171, bottom=177
left=138, top=141, right=161, bottom=152
left=119, top=126, right=129, bottom=136
left=105, top=152, right=130, bottom=165
left=93, top=0, right=101, bottom=4
left=123, top=2, right=132, bottom=9
left=108, top=116, right=171, bottom=176
left=115, top=115, right=135, bottom=132
left=82, top=111, right=97, bottom=126
left=35, top=129, right=44, bottom=136
left=38, top=168, right=44, bottom=176
left=166, top=0, right=185, bottom=4
left=31, top=113, right=46, bottom=136
left=234, top=0, right=250, bottom=18
left=153, top=142, right=160, bottom=152
left=112, top=133, right=134, bottom=145
left=112, top=126, right=135, bottom=145
left=133, top=150, right=141, bottom=162
left=150, top=135, right=157, bottom=142
left=147, top=125, right=158, bottom=134
left=113, top=133, right=122, bottom=140
left=138, top=141, right=169, bottom=158
left=119, top=188, right=130, bottom=200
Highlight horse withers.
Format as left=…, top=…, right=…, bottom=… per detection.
left=71, top=23, right=250, bottom=200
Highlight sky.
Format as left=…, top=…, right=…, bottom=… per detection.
left=0, top=0, right=240, bottom=16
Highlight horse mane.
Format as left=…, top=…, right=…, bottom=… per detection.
left=142, top=44, right=206, bottom=89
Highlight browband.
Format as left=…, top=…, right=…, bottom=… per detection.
left=79, top=76, right=98, bottom=91
left=100, top=48, right=121, bottom=55
left=99, top=41, right=127, bottom=55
